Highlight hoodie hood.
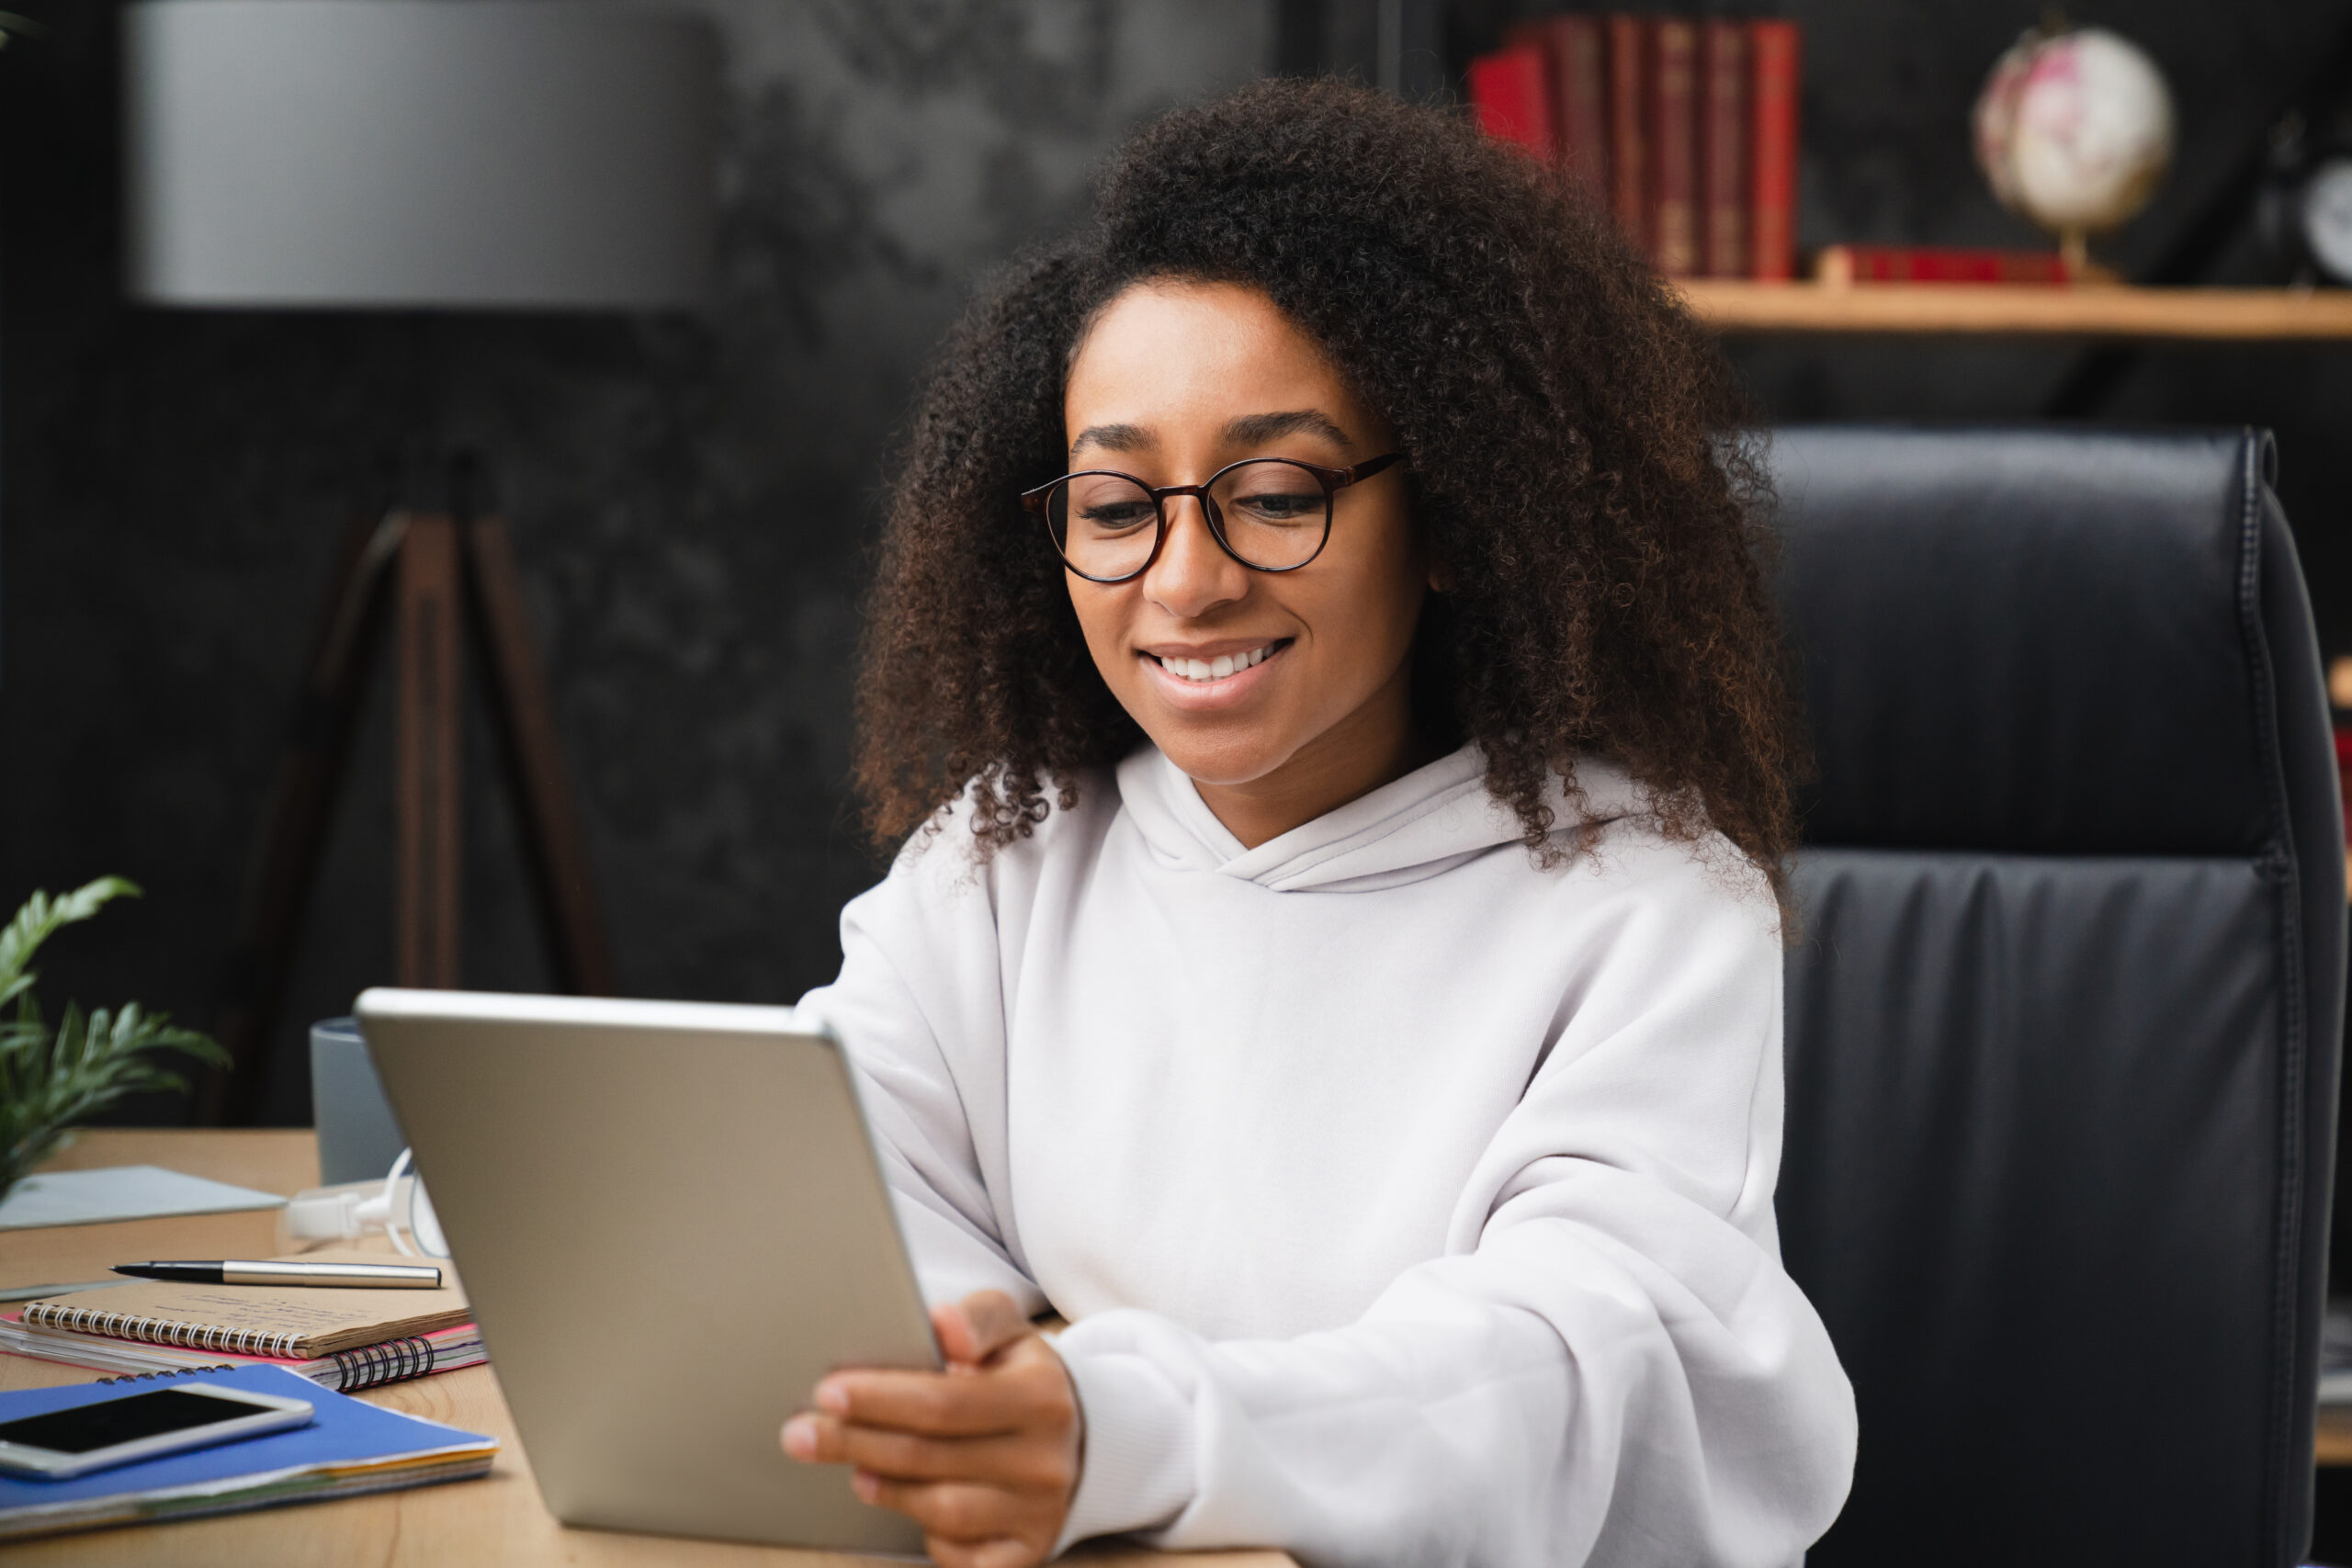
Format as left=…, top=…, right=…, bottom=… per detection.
left=1113, top=740, right=1648, bottom=893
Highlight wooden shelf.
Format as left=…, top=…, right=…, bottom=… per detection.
left=2320, top=1404, right=2352, bottom=1466
left=1676, top=280, right=2352, bottom=341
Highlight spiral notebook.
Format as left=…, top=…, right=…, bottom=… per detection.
left=0, top=1315, right=485, bottom=1393
left=0, top=1250, right=478, bottom=1393
left=0, top=1363, right=494, bottom=1541
left=15, top=1250, right=468, bottom=1359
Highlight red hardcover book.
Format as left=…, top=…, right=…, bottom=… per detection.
left=1748, top=20, right=1801, bottom=281
left=2335, top=727, right=2352, bottom=840
left=1700, top=20, right=1748, bottom=277
left=1501, top=21, right=1559, bottom=161
left=1510, top=15, right=1610, bottom=197
left=1467, top=46, right=1556, bottom=161
left=1604, top=15, right=1648, bottom=250
left=1649, top=18, right=1700, bottom=276
left=1814, top=244, right=2073, bottom=284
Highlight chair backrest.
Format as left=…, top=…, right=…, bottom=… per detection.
left=1770, top=426, right=2344, bottom=1566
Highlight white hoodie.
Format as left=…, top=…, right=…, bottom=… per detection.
left=795, top=741, right=1857, bottom=1567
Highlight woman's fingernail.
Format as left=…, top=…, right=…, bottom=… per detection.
left=781, top=1417, right=816, bottom=1461
left=852, top=1469, right=879, bottom=1503
left=816, top=1381, right=850, bottom=1414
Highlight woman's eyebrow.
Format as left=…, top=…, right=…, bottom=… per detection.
left=1070, top=422, right=1153, bottom=457
left=1221, top=409, right=1354, bottom=449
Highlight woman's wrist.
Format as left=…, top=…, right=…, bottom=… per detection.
left=1052, top=1338, right=1198, bottom=1552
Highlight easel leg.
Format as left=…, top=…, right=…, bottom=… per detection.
left=395, top=515, right=463, bottom=989
left=205, top=514, right=407, bottom=1124
left=209, top=506, right=616, bottom=1121
left=462, top=517, right=616, bottom=996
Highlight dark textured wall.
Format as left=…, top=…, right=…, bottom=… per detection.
left=0, top=0, right=1272, bottom=1123
left=5, top=0, right=2348, bottom=1125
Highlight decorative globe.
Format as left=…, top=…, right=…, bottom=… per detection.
left=1973, top=26, right=2175, bottom=245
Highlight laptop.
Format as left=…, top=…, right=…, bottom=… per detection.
left=355, top=988, right=939, bottom=1554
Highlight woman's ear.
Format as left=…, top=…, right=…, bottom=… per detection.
left=1428, top=558, right=1455, bottom=592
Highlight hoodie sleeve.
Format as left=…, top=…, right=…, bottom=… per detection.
left=795, top=832, right=1049, bottom=1316
left=1049, top=852, right=1856, bottom=1567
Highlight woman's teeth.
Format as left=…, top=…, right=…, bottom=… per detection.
left=1156, top=644, right=1274, bottom=682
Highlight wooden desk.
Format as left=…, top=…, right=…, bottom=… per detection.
left=0, top=1130, right=1290, bottom=1567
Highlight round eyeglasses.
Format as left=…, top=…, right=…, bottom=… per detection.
left=1020, top=454, right=1404, bottom=584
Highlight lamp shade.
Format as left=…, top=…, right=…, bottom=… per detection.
left=124, top=0, right=718, bottom=310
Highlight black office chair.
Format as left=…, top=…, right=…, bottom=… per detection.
left=1770, top=427, right=2345, bottom=1566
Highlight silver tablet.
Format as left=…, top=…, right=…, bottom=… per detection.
left=356, top=988, right=939, bottom=1554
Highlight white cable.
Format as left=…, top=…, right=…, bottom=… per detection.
left=383, top=1147, right=415, bottom=1257
left=283, top=1188, right=363, bottom=1241
left=409, top=1179, right=448, bottom=1258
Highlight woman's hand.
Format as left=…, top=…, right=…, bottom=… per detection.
left=783, top=1289, right=1082, bottom=1568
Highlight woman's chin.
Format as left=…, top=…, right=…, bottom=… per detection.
left=1143, top=727, right=1300, bottom=793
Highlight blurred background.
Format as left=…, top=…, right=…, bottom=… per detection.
left=3, top=0, right=2347, bottom=1126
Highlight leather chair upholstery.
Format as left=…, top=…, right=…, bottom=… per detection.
left=1770, top=427, right=2345, bottom=1565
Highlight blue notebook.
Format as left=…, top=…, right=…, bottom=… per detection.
left=0, top=1363, right=495, bottom=1541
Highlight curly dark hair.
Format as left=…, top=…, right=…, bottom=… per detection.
left=854, top=76, right=1801, bottom=897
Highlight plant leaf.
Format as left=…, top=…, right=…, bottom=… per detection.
left=0, top=878, right=140, bottom=1005
left=0, top=879, right=222, bottom=1194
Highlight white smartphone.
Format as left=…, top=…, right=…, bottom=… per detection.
left=0, top=1382, right=315, bottom=1479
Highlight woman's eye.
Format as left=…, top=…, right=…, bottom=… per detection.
left=1079, top=501, right=1157, bottom=531
left=1234, top=491, right=1320, bottom=523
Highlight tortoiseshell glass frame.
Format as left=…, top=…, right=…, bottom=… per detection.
left=1019, top=454, right=1405, bottom=583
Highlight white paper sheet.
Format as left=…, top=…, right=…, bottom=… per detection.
left=0, top=1167, right=287, bottom=1231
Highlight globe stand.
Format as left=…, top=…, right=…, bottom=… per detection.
left=2050, top=227, right=2123, bottom=285
left=2059, top=226, right=2090, bottom=278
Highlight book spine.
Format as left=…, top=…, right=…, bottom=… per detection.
left=1749, top=19, right=1801, bottom=281
left=1467, top=47, right=1556, bottom=161
left=1815, top=244, right=2071, bottom=284
left=1554, top=16, right=1611, bottom=198
left=1605, top=14, right=1649, bottom=250
left=1700, top=20, right=1748, bottom=277
left=1649, top=18, right=1699, bottom=276
left=24, top=1301, right=304, bottom=1359
left=1503, top=21, right=1567, bottom=174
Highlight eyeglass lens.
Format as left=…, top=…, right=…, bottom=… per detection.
left=1046, top=459, right=1330, bottom=580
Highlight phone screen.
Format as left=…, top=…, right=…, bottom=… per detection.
left=0, top=1390, right=263, bottom=1455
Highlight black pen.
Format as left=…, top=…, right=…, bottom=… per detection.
left=111, top=1259, right=443, bottom=1289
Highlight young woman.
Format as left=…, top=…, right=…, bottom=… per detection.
left=781, top=78, right=1856, bottom=1568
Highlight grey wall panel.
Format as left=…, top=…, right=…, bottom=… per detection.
left=124, top=2, right=718, bottom=310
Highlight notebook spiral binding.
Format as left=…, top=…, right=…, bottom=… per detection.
left=23, top=1303, right=304, bottom=1359
left=328, top=1336, right=437, bottom=1392
left=88, top=1339, right=440, bottom=1392
left=96, top=1365, right=234, bottom=1385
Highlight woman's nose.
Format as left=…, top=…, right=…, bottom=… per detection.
left=1143, top=494, right=1250, bottom=619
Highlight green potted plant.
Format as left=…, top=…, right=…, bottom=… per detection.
left=0, top=877, right=227, bottom=1204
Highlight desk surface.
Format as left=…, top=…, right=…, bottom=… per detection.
left=0, top=1129, right=1292, bottom=1568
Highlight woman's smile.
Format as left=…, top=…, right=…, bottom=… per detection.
left=1141, top=637, right=1291, bottom=702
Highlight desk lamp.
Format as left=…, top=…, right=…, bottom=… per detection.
left=123, top=0, right=718, bottom=1120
